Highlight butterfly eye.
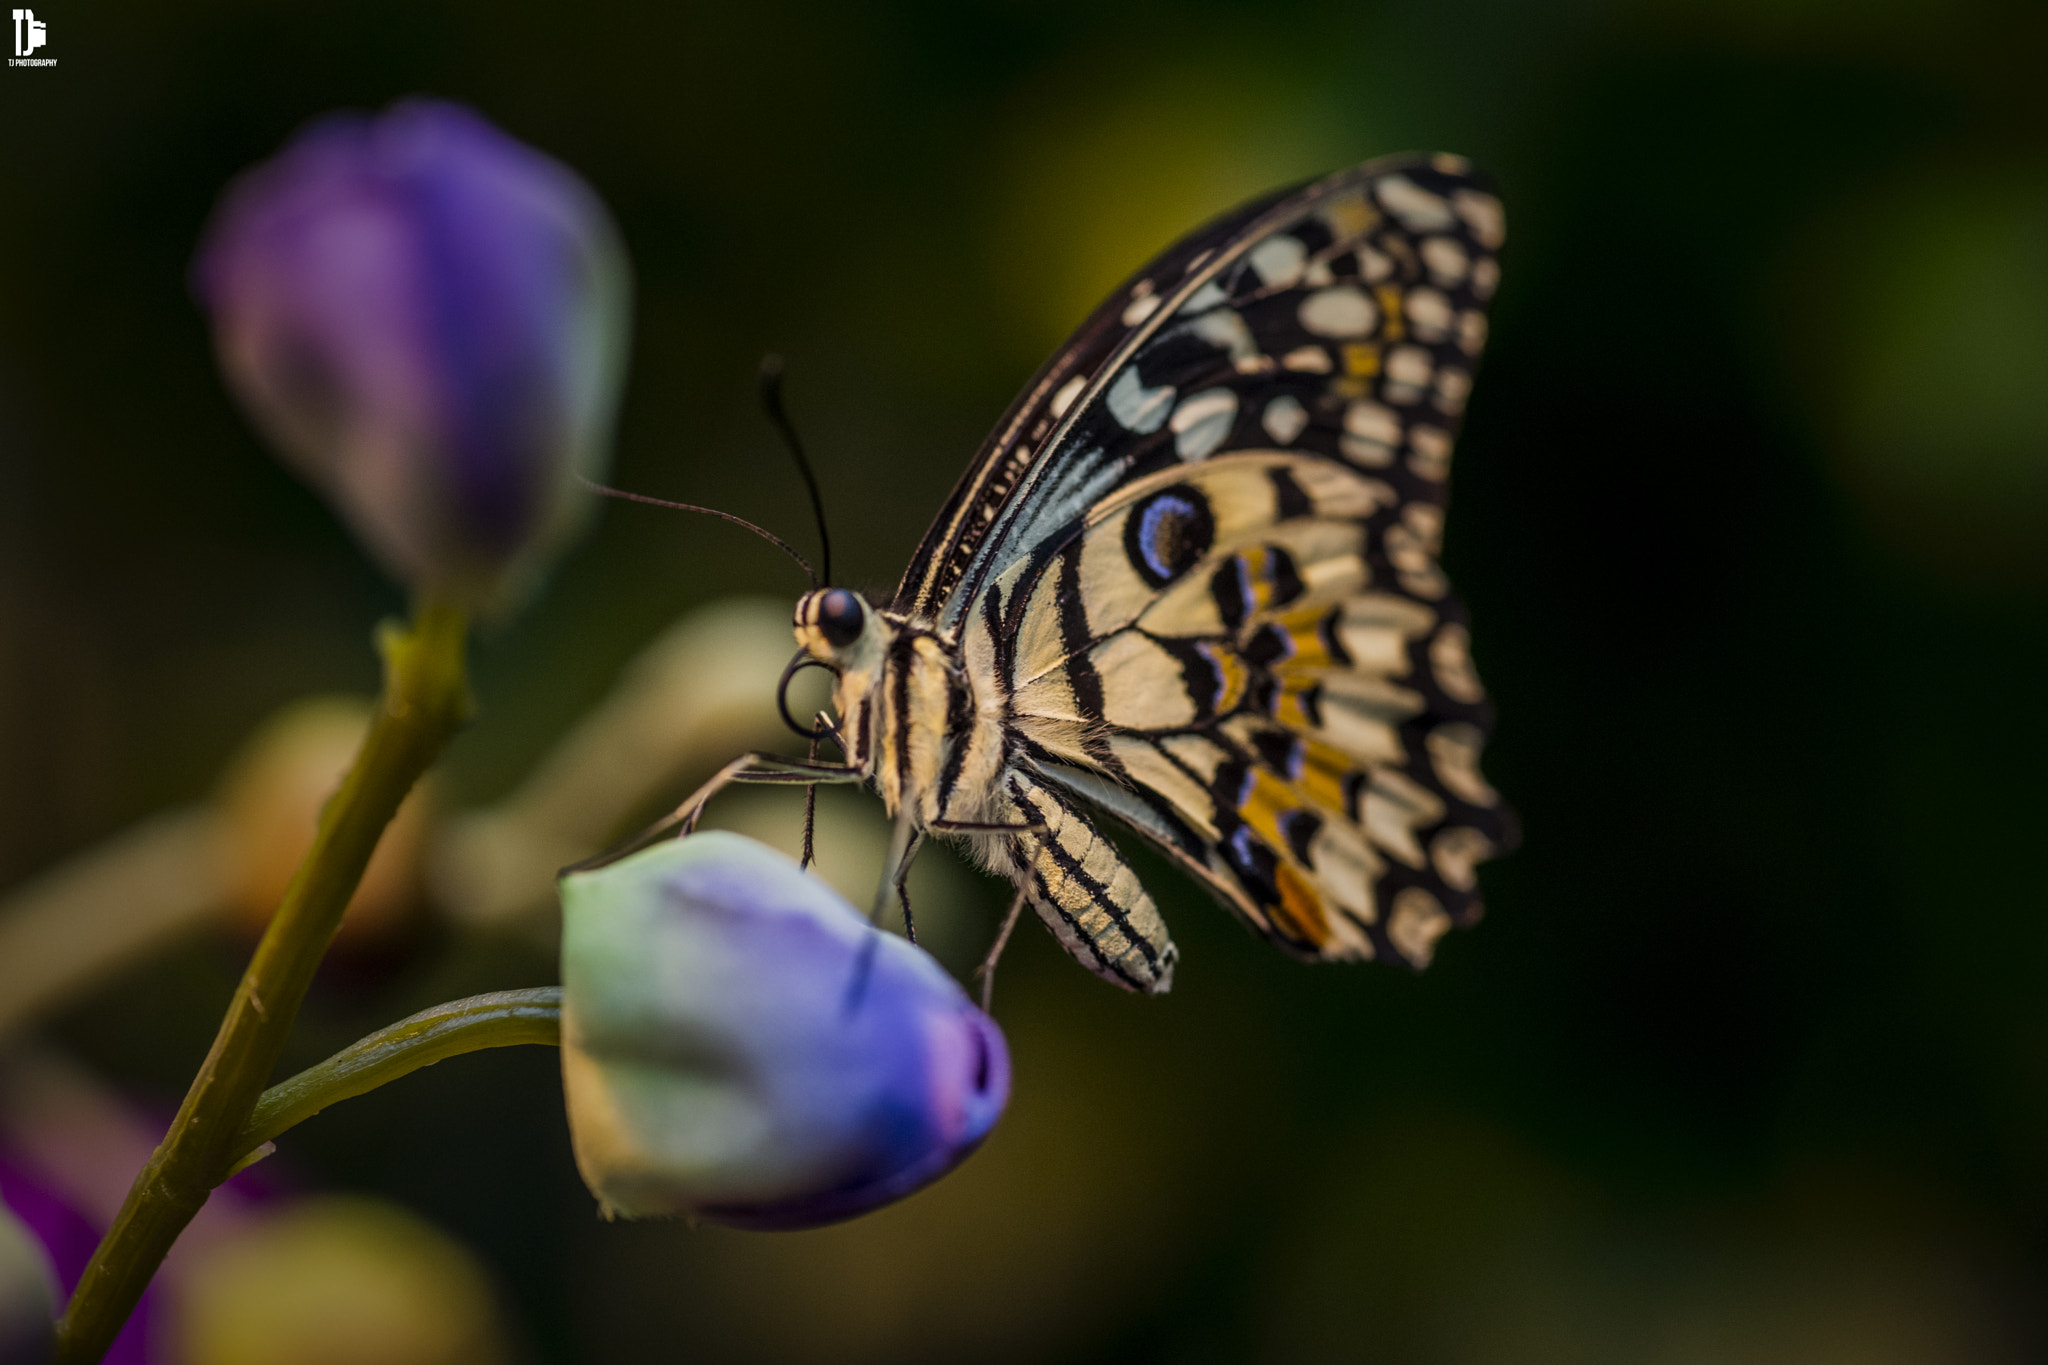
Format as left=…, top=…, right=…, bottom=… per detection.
left=816, top=589, right=865, bottom=649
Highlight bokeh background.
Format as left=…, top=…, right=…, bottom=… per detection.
left=6, top=0, right=2048, bottom=1361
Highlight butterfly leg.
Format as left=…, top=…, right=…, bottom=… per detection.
left=846, top=810, right=920, bottom=1014
left=677, top=751, right=864, bottom=835
left=567, top=751, right=863, bottom=873
left=870, top=811, right=919, bottom=924
left=972, top=887, right=1028, bottom=1012
left=890, top=827, right=924, bottom=943
left=801, top=734, right=822, bottom=871
left=998, top=773, right=1178, bottom=994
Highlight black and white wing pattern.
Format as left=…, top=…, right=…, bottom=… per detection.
left=925, top=153, right=1515, bottom=972
left=893, top=176, right=1306, bottom=626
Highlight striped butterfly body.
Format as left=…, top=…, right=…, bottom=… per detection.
left=710, top=153, right=1515, bottom=993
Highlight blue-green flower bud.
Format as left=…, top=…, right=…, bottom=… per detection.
left=558, top=832, right=1009, bottom=1229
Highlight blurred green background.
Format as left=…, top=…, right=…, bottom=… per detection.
left=5, top=0, right=2048, bottom=1361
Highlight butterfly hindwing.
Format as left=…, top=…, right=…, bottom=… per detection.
left=980, top=449, right=1502, bottom=966
left=937, top=154, right=1513, bottom=969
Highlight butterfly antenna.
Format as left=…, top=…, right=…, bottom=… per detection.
left=577, top=477, right=817, bottom=588
left=758, top=354, right=833, bottom=586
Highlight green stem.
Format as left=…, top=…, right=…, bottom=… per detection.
left=230, top=988, right=561, bottom=1167
left=55, top=599, right=472, bottom=1365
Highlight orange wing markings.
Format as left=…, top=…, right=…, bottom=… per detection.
left=1224, top=733, right=1382, bottom=958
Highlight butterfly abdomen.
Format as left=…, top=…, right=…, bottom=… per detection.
left=997, top=771, right=1177, bottom=993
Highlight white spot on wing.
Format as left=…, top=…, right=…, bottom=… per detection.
left=1406, top=287, right=1454, bottom=343
left=1262, top=394, right=1309, bottom=445
left=1409, top=423, right=1458, bottom=482
left=1105, top=366, right=1175, bottom=434
left=1458, top=310, right=1489, bottom=356
left=1281, top=346, right=1333, bottom=374
left=1428, top=624, right=1485, bottom=704
left=1421, top=236, right=1469, bottom=286
left=1169, top=388, right=1239, bottom=460
left=1382, top=345, right=1434, bottom=405
left=1427, top=723, right=1497, bottom=805
left=1363, top=770, right=1444, bottom=868
left=1181, top=280, right=1229, bottom=313
left=1388, top=505, right=1448, bottom=598
left=1189, top=308, right=1257, bottom=361
left=1122, top=281, right=1161, bottom=326
left=1434, top=366, right=1471, bottom=416
left=1408, top=424, right=1452, bottom=480
left=1431, top=826, right=1492, bottom=892
left=1375, top=175, right=1456, bottom=232
left=1049, top=374, right=1086, bottom=419
left=1336, top=593, right=1434, bottom=674
left=1247, top=234, right=1307, bottom=288
left=1388, top=887, right=1451, bottom=966
left=1290, top=461, right=1397, bottom=519
left=1298, top=286, right=1379, bottom=338
left=1341, top=400, right=1401, bottom=467
left=1453, top=189, right=1506, bottom=249
left=1471, top=257, right=1500, bottom=300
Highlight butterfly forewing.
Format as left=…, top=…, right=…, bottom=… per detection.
left=892, top=180, right=1305, bottom=626
left=938, top=153, right=1515, bottom=969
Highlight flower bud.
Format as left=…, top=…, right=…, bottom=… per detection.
left=177, top=1196, right=510, bottom=1365
left=558, top=832, right=1009, bottom=1229
left=215, top=696, right=431, bottom=949
left=194, top=99, right=631, bottom=608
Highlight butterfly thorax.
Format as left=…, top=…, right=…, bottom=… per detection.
left=793, top=588, right=1006, bottom=830
left=793, top=582, right=1180, bottom=994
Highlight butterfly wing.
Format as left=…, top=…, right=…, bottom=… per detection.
left=892, top=178, right=1307, bottom=626
left=943, top=153, right=1515, bottom=968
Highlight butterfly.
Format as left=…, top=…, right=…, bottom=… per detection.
left=679, top=152, right=1516, bottom=995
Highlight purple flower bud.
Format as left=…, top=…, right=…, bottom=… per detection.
left=194, top=99, right=631, bottom=607
left=558, top=832, right=1010, bottom=1230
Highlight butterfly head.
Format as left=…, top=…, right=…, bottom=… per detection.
left=793, top=587, right=880, bottom=667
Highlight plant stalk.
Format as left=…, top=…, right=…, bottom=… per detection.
left=54, top=599, right=472, bottom=1365
left=230, top=987, right=561, bottom=1167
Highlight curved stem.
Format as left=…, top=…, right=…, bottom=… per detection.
left=56, top=600, right=473, bottom=1365
left=231, top=988, right=561, bottom=1165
